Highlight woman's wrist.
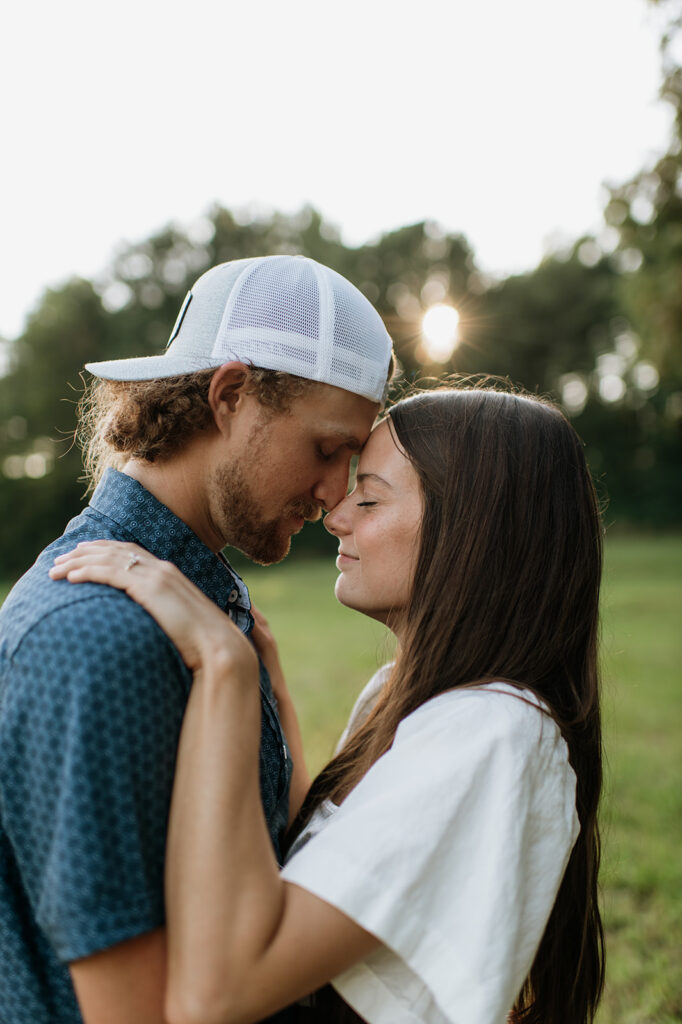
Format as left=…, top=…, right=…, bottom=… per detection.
left=194, top=638, right=259, bottom=691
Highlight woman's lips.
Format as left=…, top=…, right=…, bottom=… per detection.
left=336, top=551, right=359, bottom=568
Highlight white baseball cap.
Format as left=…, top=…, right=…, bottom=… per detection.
left=85, top=255, right=394, bottom=404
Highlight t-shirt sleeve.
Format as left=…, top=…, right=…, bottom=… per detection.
left=0, top=593, right=188, bottom=962
left=281, top=688, right=580, bottom=1024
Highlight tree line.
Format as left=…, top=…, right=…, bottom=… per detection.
left=1, top=9, right=680, bottom=576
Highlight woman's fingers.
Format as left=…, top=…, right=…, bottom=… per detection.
left=49, top=540, right=258, bottom=678
left=250, top=604, right=268, bottom=626
left=51, top=541, right=145, bottom=574
left=250, top=608, right=276, bottom=655
left=51, top=562, right=129, bottom=584
left=52, top=539, right=145, bottom=561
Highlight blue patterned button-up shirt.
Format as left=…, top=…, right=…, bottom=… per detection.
left=0, top=469, right=292, bottom=1023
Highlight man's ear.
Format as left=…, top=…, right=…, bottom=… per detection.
left=208, top=362, right=252, bottom=435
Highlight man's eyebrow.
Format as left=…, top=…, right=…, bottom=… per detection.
left=324, top=431, right=363, bottom=451
left=356, top=472, right=392, bottom=487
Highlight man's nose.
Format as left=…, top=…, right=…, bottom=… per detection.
left=313, top=461, right=351, bottom=514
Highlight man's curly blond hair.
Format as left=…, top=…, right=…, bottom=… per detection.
left=77, top=367, right=319, bottom=493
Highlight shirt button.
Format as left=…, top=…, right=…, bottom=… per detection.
left=227, top=588, right=239, bottom=604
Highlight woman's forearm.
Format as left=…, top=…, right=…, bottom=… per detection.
left=164, top=653, right=285, bottom=1024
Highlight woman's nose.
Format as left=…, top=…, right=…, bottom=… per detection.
left=312, top=459, right=352, bottom=514
left=323, top=497, right=351, bottom=537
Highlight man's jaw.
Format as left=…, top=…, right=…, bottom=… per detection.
left=240, top=502, right=323, bottom=565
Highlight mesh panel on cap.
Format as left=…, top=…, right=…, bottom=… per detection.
left=229, top=258, right=320, bottom=349
left=331, top=276, right=387, bottom=364
left=329, top=275, right=388, bottom=396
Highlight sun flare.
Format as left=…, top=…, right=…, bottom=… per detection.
left=421, top=304, right=460, bottom=362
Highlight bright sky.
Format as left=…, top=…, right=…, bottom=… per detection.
left=0, top=0, right=671, bottom=341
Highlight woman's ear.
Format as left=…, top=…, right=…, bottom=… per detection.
left=208, top=362, right=251, bottom=436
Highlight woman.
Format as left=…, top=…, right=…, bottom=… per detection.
left=51, top=386, right=605, bottom=1024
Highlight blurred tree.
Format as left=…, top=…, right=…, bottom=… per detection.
left=5, top=279, right=109, bottom=435
left=0, top=280, right=110, bottom=576
left=472, top=251, right=620, bottom=392
left=594, top=0, right=682, bottom=523
left=604, top=0, right=682, bottom=377
left=1, top=161, right=680, bottom=579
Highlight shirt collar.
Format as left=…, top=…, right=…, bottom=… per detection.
left=87, top=468, right=251, bottom=618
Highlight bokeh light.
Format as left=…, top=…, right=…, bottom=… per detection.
left=632, top=361, right=660, bottom=392
left=599, top=374, right=627, bottom=403
left=560, top=374, right=588, bottom=415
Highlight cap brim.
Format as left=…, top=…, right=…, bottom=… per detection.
left=84, top=355, right=226, bottom=381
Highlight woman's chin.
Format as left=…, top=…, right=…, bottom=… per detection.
left=333, top=582, right=392, bottom=627
left=334, top=578, right=355, bottom=608
left=334, top=579, right=368, bottom=615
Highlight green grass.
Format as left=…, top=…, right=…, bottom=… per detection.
left=597, top=538, right=682, bottom=1023
left=2, top=536, right=680, bottom=1020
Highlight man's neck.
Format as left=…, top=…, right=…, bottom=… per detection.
left=122, top=451, right=224, bottom=553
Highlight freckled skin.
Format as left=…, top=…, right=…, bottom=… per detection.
left=324, top=420, right=423, bottom=631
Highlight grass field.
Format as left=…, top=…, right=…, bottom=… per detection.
left=596, top=538, right=682, bottom=1023
left=1, top=535, right=680, bottom=1021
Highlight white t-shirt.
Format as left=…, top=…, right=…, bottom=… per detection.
left=281, top=668, right=580, bottom=1024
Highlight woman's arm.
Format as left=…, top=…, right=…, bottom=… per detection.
left=51, top=542, right=378, bottom=1024
left=166, top=656, right=376, bottom=1024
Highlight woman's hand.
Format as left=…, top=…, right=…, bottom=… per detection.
left=49, top=540, right=258, bottom=679
left=250, top=605, right=287, bottom=703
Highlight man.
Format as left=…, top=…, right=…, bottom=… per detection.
left=0, top=255, right=393, bottom=1023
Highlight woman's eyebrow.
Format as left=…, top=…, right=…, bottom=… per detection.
left=356, top=472, right=392, bottom=488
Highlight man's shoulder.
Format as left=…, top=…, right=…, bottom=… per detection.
left=1, top=579, right=188, bottom=720
left=0, top=508, right=163, bottom=664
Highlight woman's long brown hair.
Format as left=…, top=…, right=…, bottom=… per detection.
left=290, top=385, right=605, bottom=1023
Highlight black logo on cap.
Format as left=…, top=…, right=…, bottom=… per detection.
left=166, top=291, right=193, bottom=349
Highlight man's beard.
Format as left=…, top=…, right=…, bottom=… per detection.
left=211, top=460, right=321, bottom=566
